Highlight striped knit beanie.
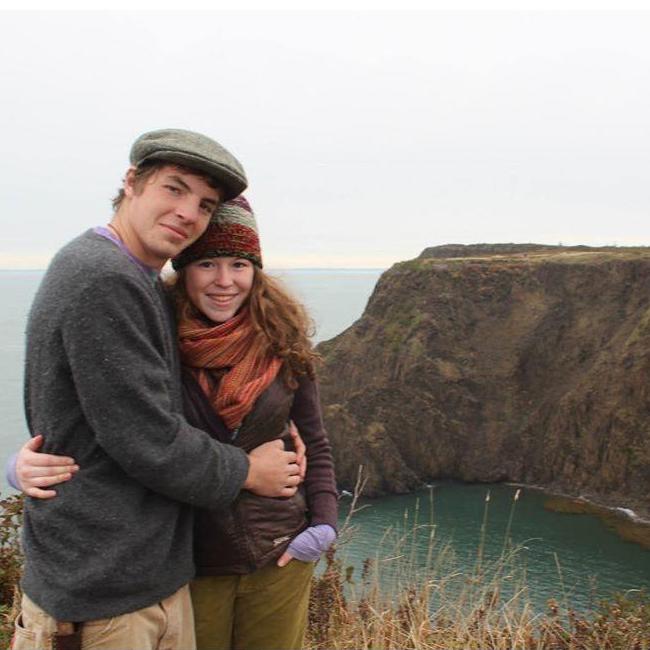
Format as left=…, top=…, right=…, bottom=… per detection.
left=172, top=195, right=262, bottom=270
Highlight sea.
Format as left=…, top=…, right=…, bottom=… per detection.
left=1, top=269, right=649, bottom=614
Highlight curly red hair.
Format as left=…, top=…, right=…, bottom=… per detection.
left=166, top=267, right=319, bottom=386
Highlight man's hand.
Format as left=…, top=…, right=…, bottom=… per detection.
left=244, top=439, right=300, bottom=497
left=17, top=435, right=79, bottom=499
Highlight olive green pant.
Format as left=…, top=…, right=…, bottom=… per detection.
left=190, top=560, right=313, bottom=650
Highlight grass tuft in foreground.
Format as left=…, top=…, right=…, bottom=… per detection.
left=0, top=490, right=648, bottom=649
left=0, top=493, right=23, bottom=647
left=305, top=482, right=650, bottom=650
left=306, top=540, right=650, bottom=649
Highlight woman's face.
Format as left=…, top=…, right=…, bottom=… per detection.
left=184, top=257, right=255, bottom=324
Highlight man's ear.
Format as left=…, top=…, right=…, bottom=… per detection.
left=123, top=166, right=138, bottom=198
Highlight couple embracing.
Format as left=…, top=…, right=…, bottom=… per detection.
left=10, top=129, right=338, bottom=650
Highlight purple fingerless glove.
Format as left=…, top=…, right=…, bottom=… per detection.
left=5, top=452, right=19, bottom=491
left=286, top=524, right=337, bottom=562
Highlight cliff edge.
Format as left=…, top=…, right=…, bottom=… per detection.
left=318, top=245, right=650, bottom=517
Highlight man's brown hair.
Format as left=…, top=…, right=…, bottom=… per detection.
left=111, top=161, right=224, bottom=212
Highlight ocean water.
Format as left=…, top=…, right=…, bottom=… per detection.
left=1, top=269, right=649, bottom=614
left=0, top=271, right=41, bottom=451
left=0, top=268, right=382, bottom=454
left=338, top=483, right=650, bottom=614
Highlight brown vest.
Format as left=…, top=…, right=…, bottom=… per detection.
left=182, top=368, right=308, bottom=575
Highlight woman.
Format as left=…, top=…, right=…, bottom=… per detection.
left=12, top=196, right=338, bottom=650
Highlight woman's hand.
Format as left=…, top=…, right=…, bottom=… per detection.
left=277, top=524, right=337, bottom=567
left=16, top=435, right=79, bottom=499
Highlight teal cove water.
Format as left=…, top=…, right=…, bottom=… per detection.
left=336, top=484, right=650, bottom=614
left=1, top=269, right=649, bottom=614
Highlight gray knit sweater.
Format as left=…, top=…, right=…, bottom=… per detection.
left=21, top=230, right=249, bottom=621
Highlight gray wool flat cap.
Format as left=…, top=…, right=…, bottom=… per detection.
left=130, top=128, right=247, bottom=201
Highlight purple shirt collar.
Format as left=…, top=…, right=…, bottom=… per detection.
left=94, top=226, right=159, bottom=282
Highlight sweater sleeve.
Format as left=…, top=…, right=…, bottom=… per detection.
left=5, top=452, right=19, bottom=491
left=60, top=272, right=249, bottom=510
left=290, top=374, right=339, bottom=529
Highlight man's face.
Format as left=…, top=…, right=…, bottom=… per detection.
left=122, top=165, right=221, bottom=269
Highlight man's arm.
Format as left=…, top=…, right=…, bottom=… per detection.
left=10, top=434, right=301, bottom=500
left=60, top=272, right=296, bottom=508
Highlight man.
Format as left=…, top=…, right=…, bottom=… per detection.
left=14, top=129, right=301, bottom=650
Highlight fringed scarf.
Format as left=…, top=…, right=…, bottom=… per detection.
left=178, top=310, right=282, bottom=430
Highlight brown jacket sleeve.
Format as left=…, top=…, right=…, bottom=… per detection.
left=290, top=374, right=339, bottom=529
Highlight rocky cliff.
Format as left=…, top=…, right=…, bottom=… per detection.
left=318, top=245, right=650, bottom=517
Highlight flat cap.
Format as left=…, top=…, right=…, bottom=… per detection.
left=130, top=128, right=247, bottom=201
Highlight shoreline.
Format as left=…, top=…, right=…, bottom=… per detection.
left=505, top=480, right=650, bottom=524
left=505, top=481, right=650, bottom=550
left=340, top=479, right=650, bottom=551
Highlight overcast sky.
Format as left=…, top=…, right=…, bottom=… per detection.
left=1, top=9, right=649, bottom=268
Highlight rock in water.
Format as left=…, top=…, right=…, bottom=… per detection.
left=318, top=244, right=650, bottom=518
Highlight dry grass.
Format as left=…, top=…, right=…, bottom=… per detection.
left=0, top=493, right=23, bottom=647
left=0, top=489, right=648, bottom=649
left=306, top=544, right=650, bottom=649
left=306, top=483, right=650, bottom=650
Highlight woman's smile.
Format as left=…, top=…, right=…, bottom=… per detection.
left=207, top=293, right=238, bottom=306
left=185, top=257, right=255, bottom=324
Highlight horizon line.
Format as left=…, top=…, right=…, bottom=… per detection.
left=0, top=266, right=389, bottom=273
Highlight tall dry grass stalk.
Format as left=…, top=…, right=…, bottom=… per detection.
left=306, top=476, right=650, bottom=650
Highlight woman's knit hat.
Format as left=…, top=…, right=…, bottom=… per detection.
left=171, top=195, right=262, bottom=270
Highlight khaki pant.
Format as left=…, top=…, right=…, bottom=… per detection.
left=12, top=585, right=196, bottom=650
left=191, top=560, right=313, bottom=650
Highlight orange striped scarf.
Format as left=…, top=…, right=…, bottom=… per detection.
left=178, top=310, right=282, bottom=430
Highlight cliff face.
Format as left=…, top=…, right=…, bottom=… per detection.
left=318, top=246, right=650, bottom=516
